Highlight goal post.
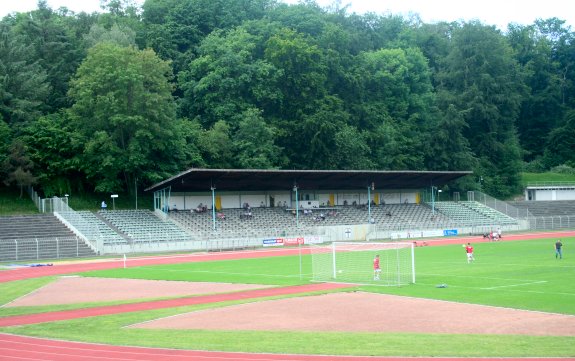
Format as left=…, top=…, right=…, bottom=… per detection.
left=310, top=242, right=415, bottom=286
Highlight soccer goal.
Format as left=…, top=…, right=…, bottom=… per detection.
left=310, top=242, right=415, bottom=286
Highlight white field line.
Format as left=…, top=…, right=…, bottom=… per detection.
left=416, top=281, right=575, bottom=297
left=481, top=280, right=547, bottom=290
left=137, top=267, right=313, bottom=279
left=422, top=272, right=542, bottom=282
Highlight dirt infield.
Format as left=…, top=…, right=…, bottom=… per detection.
left=2, top=276, right=270, bottom=307
left=132, top=291, right=575, bottom=336
left=5, top=275, right=574, bottom=337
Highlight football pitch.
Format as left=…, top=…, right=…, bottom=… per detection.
left=80, top=237, right=575, bottom=315
left=1, top=236, right=574, bottom=357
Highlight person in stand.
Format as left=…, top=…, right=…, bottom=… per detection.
left=465, top=243, right=475, bottom=263
left=373, top=254, right=381, bottom=280
left=555, top=239, right=563, bottom=259
left=101, top=201, right=107, bottom=210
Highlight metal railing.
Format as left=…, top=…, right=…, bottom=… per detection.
left=0, top=237, right=89, bottom=262
left=528, top=215, right=575, bottom=230
left=526, top=181, right=575, bottom=187
left=469, top=191, right=532, bottom=219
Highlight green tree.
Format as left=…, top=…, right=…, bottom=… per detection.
left=0, top=119, right=11, bottom=180
left=179, top=27, right=281, bottom=128
left=352, top=47, right=436, bottom=169
left=543, top=110, right=575, bottom=168
left=21, top=112, right=83, bottom=196
left=197, top=120, right=233, bottom=169
left=264, top=27, right=327, bottom=118
left=68, top=42, right=184, bottom=192
left=3, top=140, right=36, bottom=197
left=233, top=108, right=283, bottom=169
left=425, top=105, right=476, bottom=171
left=142, top=0, right=272, bottom=72
left=507, top=21, right=566, bottom=161
left=9, top=2, right=85, bottom=111
left=84, top=23, right=137, bottom=47
left=332, top=125, right=374, bottom=169
left=436, top=22, right=525, bottom=197
left=0, top=24, right=50, bottom=130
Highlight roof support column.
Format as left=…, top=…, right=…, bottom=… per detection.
left=211, top=186, right=216, bottom=231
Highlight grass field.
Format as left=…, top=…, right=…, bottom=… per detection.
left=1, top=237, right=574, bottom=357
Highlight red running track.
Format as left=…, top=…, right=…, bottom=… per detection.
left=1, top=230, right=574, bottom=361
left=6, top=332, right=573, bottom=361
left=0, top=283, right=350, bottom=327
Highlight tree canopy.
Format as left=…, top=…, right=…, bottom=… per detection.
left=1, top=0, right=574, bottom=198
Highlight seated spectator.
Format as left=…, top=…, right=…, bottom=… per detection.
left=171, top=204, right=178, bottom=212
left=101, top=201, right=107, bottom=210
left=217, top=212, right=226, bottom=220
left=260, top=201, right=265, bottom=208
left=343, top=200, right=348, bottom=206
left=320, top=212, right=325, bottom=221
left=194, top=203, right=208, bottom=213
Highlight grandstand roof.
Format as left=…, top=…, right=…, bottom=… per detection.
left=145, top=169, right=472, bottom=193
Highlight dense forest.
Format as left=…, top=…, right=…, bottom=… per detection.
left=1, top=0, right=574, bottom=199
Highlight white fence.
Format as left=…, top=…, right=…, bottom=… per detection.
left=0, top=237, right=89, bottom=261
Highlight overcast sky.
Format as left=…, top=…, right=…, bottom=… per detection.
left=1, top=0, right=573, bottom=31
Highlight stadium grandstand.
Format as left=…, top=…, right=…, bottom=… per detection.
left=2, top=168, right=574, bottom=261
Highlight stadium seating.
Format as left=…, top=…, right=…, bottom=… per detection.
left=0, top=214, right=76, bottom=239
left=508, top=200, right=575, bottom=217
left=170, top=203, right=460, bottom=237
left=99, top=210, right=192, bottom=242
left=430, top=201, right=519, bottom=226
left=0, top=214, right=96, bottom=261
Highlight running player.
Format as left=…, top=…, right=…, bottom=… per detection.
left=373, top=254, right=381, bottom=280
left=465, top=243, right=475, bottom=263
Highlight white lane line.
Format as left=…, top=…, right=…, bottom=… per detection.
left=481, top=280, right=547, bottom=290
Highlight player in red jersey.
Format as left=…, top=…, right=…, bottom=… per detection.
left=373, top=254, right=381, bottom=280
left=465, top=243, right=475, bottom=263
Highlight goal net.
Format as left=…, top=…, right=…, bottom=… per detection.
left=310, top=242, right=415, bottom=286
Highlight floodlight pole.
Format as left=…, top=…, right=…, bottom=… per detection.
left=431, top=186, right=436, bottom=215
left=367, top=184, right=371, bottom=223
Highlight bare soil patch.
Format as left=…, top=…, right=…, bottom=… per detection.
left=133, top=292, right=575, bottom=336
left=3, top=277, right=269, bottom=307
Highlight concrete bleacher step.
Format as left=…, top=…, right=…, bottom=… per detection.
left=0, top=214, right=77, bottom=240
left=508, top=201, right=575, bottom=217
left=93, top=211, right=132, bottom=243
left=0, top=214, right=98, bottom=261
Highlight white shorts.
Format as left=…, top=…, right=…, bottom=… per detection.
left=467, top=253, right=473, bottom=259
